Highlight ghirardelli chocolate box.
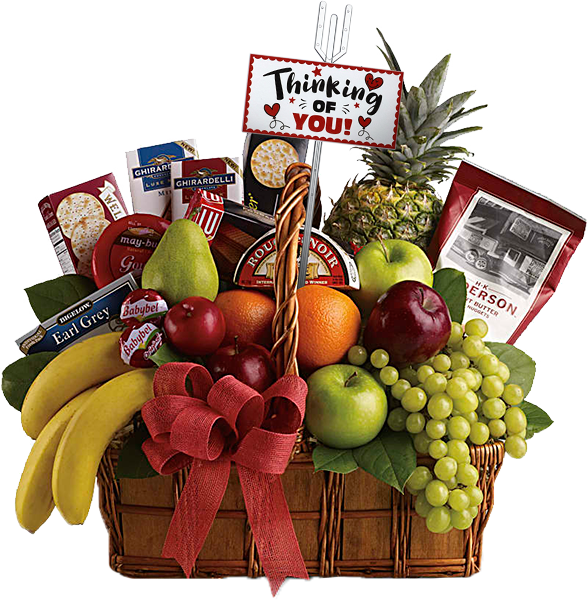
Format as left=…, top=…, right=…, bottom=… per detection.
left=242, top=134, right=309, bottom=216
left=38, top=174, right=128, bottom=279
left=171, top=156, right=243, bottom=221
left=126, top=139, right=198, bottom=219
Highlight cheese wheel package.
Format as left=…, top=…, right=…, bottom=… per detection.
left=428, top=161, right=585, bottom=343
left=235, top=228, right=359, bottom=289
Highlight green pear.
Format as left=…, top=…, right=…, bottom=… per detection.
left=142, top=219, right=219, bottom=306
left=351, top=239, right=433, bottom=316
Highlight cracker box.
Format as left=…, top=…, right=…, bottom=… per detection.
left=171, top=157, right=243, bottom=221
left=126, top=140, right=198, bottom=219
left=38, top=174, right=128, bottom=279
left=243, top=134, right=308, bottom=216
left=16, top=274, right=138, bottom=355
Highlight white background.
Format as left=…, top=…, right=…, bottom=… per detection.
left=1, top=1, right=586, bottom=598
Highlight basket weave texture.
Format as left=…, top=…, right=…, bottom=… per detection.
left=97, top=164, right=505, bottom=579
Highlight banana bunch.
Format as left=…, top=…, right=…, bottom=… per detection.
left=15, top=332, right=156, bottom=531
left=21, top=332, right=134, bottom=439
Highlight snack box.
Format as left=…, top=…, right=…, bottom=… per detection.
left=126, top=139, right=198, bottom=220
left=235, top=228, right=359, bottom=289
left=182, top=188, right=274, bottom=280
left=16, top=274, right=138, bottom=355
left=38, top=174, right=128, bottom=279
left=243, top=134, right=308, bottom=216
left=171, top=156, right=243, bottom=221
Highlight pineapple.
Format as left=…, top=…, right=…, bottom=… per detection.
left=323, top=30, right=487, bottom=252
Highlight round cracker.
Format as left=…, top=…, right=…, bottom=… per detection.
left=71, top=216, right=110, bottom=262
left=56, top=193, right=104, bottom=238
left=251, top=139, right=299, bottom=188
left=76, top=258, right=94, bottom=278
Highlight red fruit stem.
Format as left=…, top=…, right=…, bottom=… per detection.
left=234, top=335, right=239, bottom=355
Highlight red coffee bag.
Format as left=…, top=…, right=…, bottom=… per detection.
left=428, top=161, right=585, bottom=343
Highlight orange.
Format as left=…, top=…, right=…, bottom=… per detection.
left=296, top=285, right=361, bottom=373
left=215, top=290, right=276, bottom=348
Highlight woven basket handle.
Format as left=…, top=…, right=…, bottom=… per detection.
left=271, top=162, right=319, bottom=377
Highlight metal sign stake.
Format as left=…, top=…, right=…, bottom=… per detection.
left=297, top=1, right=352, bottom=289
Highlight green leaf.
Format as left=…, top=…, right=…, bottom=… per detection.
left=2, top=352, right=58, bottom=411
left=406, top=86, right=428, bottom=131
left=115, top=423, right=159, bottom=479
left=420, top=55, right=450, bottom=112
left=313, top=445, right=358, bottom=474
left=485, top=342, right=536, bottom=396
left=150, top=344, right=200, bottom=368
left=376, top=29, right=407, bottom=101
left=25, top=275, right=97, bottom=322
left=437, top=126, right=483, bottom=144
left=433, top=268, right=467, bottom=323
left=353, top=429, right=416, bottom=492
left=520, top=401, right=553, bottom=436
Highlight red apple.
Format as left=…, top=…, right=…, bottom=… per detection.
left=364, top=281, right=451, bottom=367
left=207, top=338, right=276, bottom=393
left=164, top=296, right=225, bottom=356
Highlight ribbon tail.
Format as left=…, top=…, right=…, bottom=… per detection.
left=162, top=458, right=230, bottom=577
left=237, top=465, right=308, bottom=595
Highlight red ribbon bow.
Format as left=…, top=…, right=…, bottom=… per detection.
left=141, top=362, right=309, bottom=595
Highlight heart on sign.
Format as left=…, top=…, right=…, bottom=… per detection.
left=264, top=103, right=280, bottom=118
left=365, top=73, right=383, bottom=91
left=358, top=116, right=371, bottom=129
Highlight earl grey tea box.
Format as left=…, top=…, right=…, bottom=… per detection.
left=16, top=274, right=138, bottom=355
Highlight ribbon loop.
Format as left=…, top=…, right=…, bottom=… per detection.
left=206, top=375, right=265, bottom=438
left=141, top=363, right=309, bottom=594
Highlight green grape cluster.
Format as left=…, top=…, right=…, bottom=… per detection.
left=347, top=317, right=530, bottom=535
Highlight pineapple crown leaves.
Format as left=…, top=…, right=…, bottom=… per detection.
left=369, top=29, right=487, bottom=186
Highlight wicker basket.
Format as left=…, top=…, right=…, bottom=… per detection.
left=97, top=163, right=505, bottom=580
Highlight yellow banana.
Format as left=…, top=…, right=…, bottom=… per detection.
left=21, top=332, right=133, bottom=439
left=15, top=386, right=97, bottom=533
left=53, top=368, right=156, bottom=525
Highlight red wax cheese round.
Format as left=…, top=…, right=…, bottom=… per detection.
left=119, top=322, right=164, bottom=368
left=92, top=214, right=169, bottom=288
left=120, top=288, right=168, bottom=327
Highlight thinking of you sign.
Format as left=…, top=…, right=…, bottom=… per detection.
left=243, top=55, right=403, bottom=148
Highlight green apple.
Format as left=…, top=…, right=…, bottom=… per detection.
left=306, top=365, right=387, bottom=449
left=351, top=239, right=433, bottom=316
